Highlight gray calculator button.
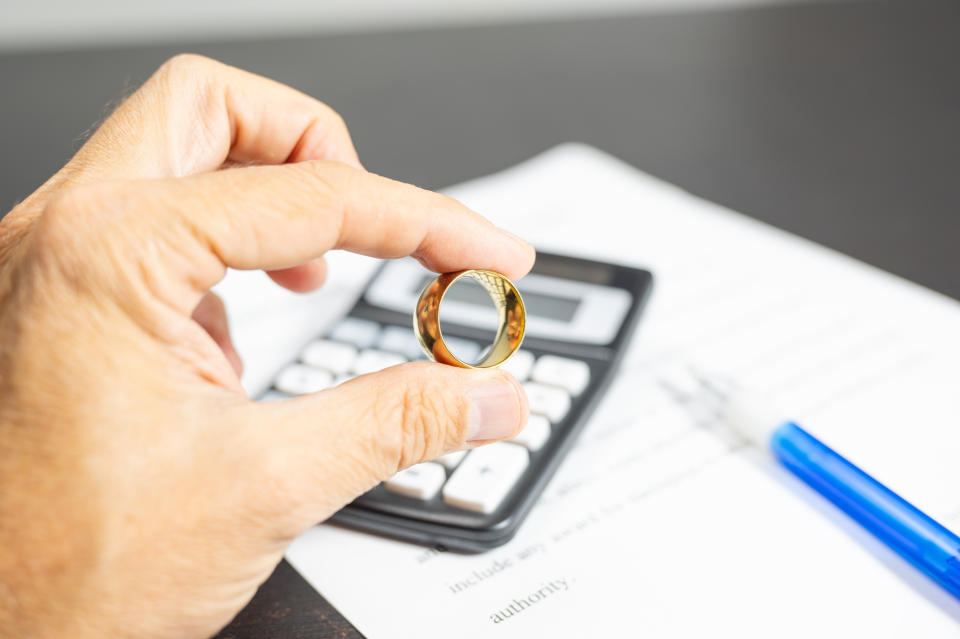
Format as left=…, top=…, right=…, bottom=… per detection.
left=377, top=325, right=425, bottom=360
left=523, top=382, right=572, bottom=423
left=352, top=349, right=407, bottom=375
left=329, top=318, right=381, bottom=349
left=301, top=339, right=357, bottom=375
left=442, top=442, right=529, bottom=514
left=384, top=462, right=447, bottom=500
left=531, top=355, right=591, bottom=396
left=498, top=349, right=535, bottom=381
left=510, top=414, right=551, bottom=451
left=274, top=364, right=334, bottom=396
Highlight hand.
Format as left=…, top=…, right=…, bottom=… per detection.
left=0, top=54, right=533, bottom=638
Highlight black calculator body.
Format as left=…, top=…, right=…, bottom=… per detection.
left=261, top=251, right=653, bottom=552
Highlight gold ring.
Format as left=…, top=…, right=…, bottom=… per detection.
left=414, top=269, right=526, bottom=368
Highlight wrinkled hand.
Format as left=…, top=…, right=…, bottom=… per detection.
left=0, top=55, right=533, bottom=638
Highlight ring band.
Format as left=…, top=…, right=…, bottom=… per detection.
left=414, top=269, right=526, bottom=368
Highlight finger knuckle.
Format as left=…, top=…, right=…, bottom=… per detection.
left=397, top=387, right=444, bottom=468
left=294, top=159, right=350, bottom=216
left=379, top=366, right=466, bottom=471
left=297, top=157, right=351, bottom=182
left=28, top=182, right=148, bottom=290
left=153, top=55, right=223, bottom=116
left=157, top=53, right=219, bottom=82
left=320, top=103, right=349, bottom=134
left=35, top=183, right=122, bottom=250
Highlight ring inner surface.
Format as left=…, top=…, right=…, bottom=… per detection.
left=445, top=270, right=523, bottom=368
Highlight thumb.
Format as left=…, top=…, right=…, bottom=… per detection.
left=242, top=362, right=528, bottom=534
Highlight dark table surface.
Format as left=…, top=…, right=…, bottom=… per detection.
left=2, top=0, right=958, bottom=636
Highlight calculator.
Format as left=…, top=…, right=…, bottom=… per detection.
left=260, top=251, right=653, bottom=552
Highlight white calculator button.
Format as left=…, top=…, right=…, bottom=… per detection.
left=353, top=349, right=408, bottom=375
left=274, top=364, right=334, bottom=396
left=384, top=462, right=447, bottom=500
left=499, top=349, right=535, bottom=381
left=523, top=382, right=572, bottom=423
left=328, top=318, right=381, bottom=349
left=443, top=337, right=482, bottom=364
left=511, top=414, right=551, bottom=451
left=442, top=442, right=529, bottom=514
left=435, top=450, right=467, bottom=470
left=377, top=325, right=425, bottom=360
left=301, top=339, right=357, bottom=374
left=258, top=390, right=291, bottom=402
left=531, top=355, right=591, bottom=396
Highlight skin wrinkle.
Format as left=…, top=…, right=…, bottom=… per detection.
left=397, top=382, right=432, bottom=471
left=224, top=82, right=239, bottom=161
left=35, top=187, right=228, bottom=392
left=0, top=216, right=31, bottom=264
left=309, top=163, right=348, bottom=254
left=31, top=196, right=224, bottom=399
left=186, top=69, right=231, bottom=176
left=296, top=111, right=355, bottom=168
left=192, top=292, right=242, bottom=377
left=223, top=78, right=263, bottom=165
left=161, top=186, right=228, bottom=301
left=0, top=240, right=26, bottom=310
left=156, top=55, right=220, bottom=177
left=283, top=115, right=322, bottom=165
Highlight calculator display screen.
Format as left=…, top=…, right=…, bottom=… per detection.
left=418, top=276, right=581, bottom=322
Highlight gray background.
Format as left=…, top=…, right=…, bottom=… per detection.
left=0, top=1, right=957, bottom=636
left=2, top=0, right=957, bottom=301
left=0, top=0, right=841, bottom=52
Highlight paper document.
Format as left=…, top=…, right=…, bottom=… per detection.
left=222, top=144, right=960, bottom=637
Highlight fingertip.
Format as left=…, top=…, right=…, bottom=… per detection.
left=225, top=347, right=244, bottom=378
left=500, top=229, right=537, bottom=280
left=498, top=227, right=535, bottom=259
left=266, top=258, right=328, bottom=293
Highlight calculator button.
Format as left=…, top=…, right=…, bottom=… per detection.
left=328, top=318, right=381, bottom=349
left=531, top=355, right=591, bottom=396
left=377, top=325, right=425, bottom=360
left=435, top=450, right=467, bottom=470
left=442, top=443, right=529, bottom=514
left=523, top=382, right=572, bottom=423
left=511, top=414, right=551, bottom=451
left=274, top=364, right=334, bottom=395
left=384, top=462, right=447, bottom=500
left=353, top=349, right=408, bottom=375
left=301, top=339, right=357, bottom=374
left=443, top=337, right=482, bottom=364
left=499, top=349, right=535, bottom=381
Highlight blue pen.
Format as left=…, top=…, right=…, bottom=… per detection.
left=722, top=391, right=960, bottom=600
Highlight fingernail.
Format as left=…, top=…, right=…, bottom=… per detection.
left=466, top=375, right=526, bottom=441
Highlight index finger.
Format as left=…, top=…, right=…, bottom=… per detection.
left=77, top=161, right=535, bottom=313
